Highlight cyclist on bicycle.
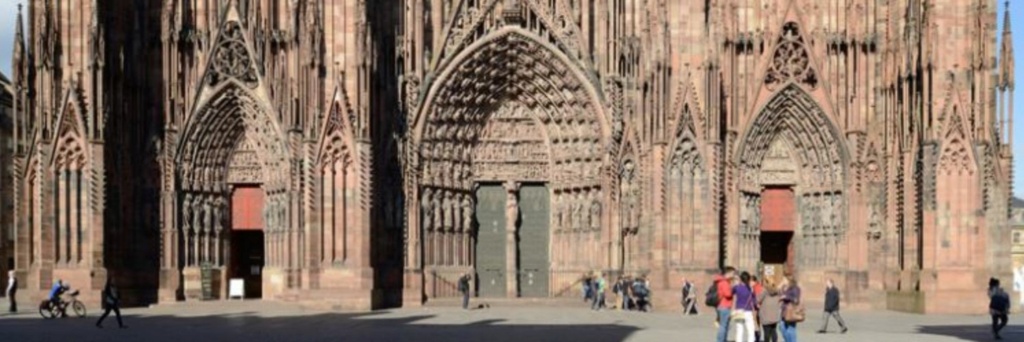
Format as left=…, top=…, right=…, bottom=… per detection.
left=49, top=280, right=67, bottom=308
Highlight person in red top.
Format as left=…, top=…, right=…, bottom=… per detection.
left=715, top=267, right=737, bottom=342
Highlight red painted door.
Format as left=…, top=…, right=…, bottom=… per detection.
left=760, top=187, right=796, bottom=281
left=760, top=188, right=795, bottom=232
left=231, top=187, right=265, bottom=230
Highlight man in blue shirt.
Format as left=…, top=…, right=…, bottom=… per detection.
left=49, top=280, right=66, bottom=307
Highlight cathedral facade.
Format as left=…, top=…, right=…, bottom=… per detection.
left=7, top=0, right=1016, bottom=314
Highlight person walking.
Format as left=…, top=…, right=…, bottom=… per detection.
left=989, top=277, right=1011, bottom=340
left=681, top=278, right=697, bottom=315
left=818, top=279, right=848, bottom=334
left=6, top=270, right=16, bottom=313
left=95, top=277, right=126, bottom=328
left=582, top=274, right=592, bottom=303
left=713, top=266, right=737, bottom=342
left=732, top=272, right=757, bottom=342
left=780, top=276, right=803, bottom=342
left=591, top=273, right=607, bottom=311
left=758, top=284, right=784, bottom=342
left=458, top=273, right=471, bottom=310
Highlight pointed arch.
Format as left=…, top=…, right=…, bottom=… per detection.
left=735, top=84, right=850, bottom=270
left=313, top=86, right=362, bottom=266
left=664, top=123, right=711, bottom=267
left=49, top=88, right=89, bottom=165
left=935, top=107, right=980, bottom=268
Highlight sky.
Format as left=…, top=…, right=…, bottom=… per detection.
left=0, top=1, right=1020, bottom=196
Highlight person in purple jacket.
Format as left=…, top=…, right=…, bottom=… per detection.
left=732, top=271, right=757, bottom=342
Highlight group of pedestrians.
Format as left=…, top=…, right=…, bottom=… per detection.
left=581, top=272, right=654, bottom=312
left=5, top=271, right=125, bottom=328
left=709, top=266, right=821, bottom=342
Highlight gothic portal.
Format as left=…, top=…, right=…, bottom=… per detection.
left=6, top=0, right=1017, bottom=314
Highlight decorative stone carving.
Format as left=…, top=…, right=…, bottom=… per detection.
left=207, top=20, right=258, bottom=87
left=442, top=191, right=454, bottom=232
left=589, top=190, right=602, bottom=231
left=421, top=188, right=434, bottom=232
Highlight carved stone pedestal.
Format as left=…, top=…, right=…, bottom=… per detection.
left=158, top=268, right=181, bottom=303
left=182, top=267, right=202, bottom=300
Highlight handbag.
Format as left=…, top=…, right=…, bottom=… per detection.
left=783, top=302, right=806, bottom=322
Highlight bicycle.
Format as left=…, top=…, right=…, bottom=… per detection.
left=39, top=289, right=86, bottom=319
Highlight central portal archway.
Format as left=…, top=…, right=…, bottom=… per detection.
left=410, top=27, right=612, bottom=299
left=735, top=85, right=849, bottom=282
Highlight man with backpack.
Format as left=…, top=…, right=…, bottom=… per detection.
left=989, top=277, right=1011, bottom=340
left=707, top=267, right=736, bottom=342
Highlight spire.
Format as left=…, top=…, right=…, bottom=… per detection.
left=1000, top=0, right=1015, bottom=90
left=13, top=3, right=24, bottom=64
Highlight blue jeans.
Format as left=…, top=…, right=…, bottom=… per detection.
left=716, top=308, right=731, bottom=342
left=461, top=292, right=469, bottom=309
left=781, top=322, right=798, bottom=342
left=591, top=293, right=604, bottom=310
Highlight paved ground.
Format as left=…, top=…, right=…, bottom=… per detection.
left=0, top=300, right=1020, bottom=342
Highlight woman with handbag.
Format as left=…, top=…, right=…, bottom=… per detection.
left=731, top=272, right=758, bottom=342
left=780, top=276, right=803, bottom=342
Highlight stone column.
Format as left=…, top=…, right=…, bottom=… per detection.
left=69, top=167, right=80, bottom=264
left=504, top=181, right=519, bottom=298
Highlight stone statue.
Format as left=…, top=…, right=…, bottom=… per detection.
left=278, top=197, right=287, bottom=230
left=571, top=192, right=583, bottom=231
left=431, top=189, right=443, bottom=230
left=192, top=197, right=203, bottom=235
left=506, top=188, right=519, bottom=229
left=182, top=194, right=193, bottom=231
left=421, top=188, right=434, bottom=231
left=213, top=197, right=224, bottom=233
left=263, top=197, right=274, bottom=231
left=461, top=194, right=473, bottom=233
left=201, top=197, right=212, bottom=234
left=442, top=191, right=454, bottom=232
left=590, top=190, right=602, bottom=231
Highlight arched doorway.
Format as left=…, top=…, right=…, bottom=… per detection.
left=736, top=85, right=848, bottom=284
left=409, top=27, right=613, bottom=299
left=176, top=84, right=291, bottom=300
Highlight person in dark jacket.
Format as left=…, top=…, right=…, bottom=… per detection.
left=818, top=279, right=848, bottom=334
left=458, top=273, right=472, bottom=310
left=96, top=276, right=125, bottom=328
left=989, top=277, right=1011, bottom=340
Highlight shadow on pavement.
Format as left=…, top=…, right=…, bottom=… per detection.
left=0, top=309, right=643, bottom=342
left=917, top=323, right=1022, bottom=341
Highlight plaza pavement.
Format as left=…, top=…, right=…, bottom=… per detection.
left=0, top=300, right=1020, bottom=342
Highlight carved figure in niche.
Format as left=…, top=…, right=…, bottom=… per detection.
left=201, top=197, right=212, bottom=234
left=572, top=192, right=584, bottom=231
left=277, top=197, right=287, bottom=230
left=192, top=195, right=203, bottom=236
left=590, top=190, right=602, bottom=231
left=461, top=194, right=473, bottom=233
left=506, top=188, right=519, bottom=230
left=443, top=192, right=454, bottom=232
left=431, top=189, right=443, bottom=231
left=421, top=188, right=434, bottom=231
left=264, top=196, right=274, bottom=231
left=182, top=194, right=194, bottom=231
